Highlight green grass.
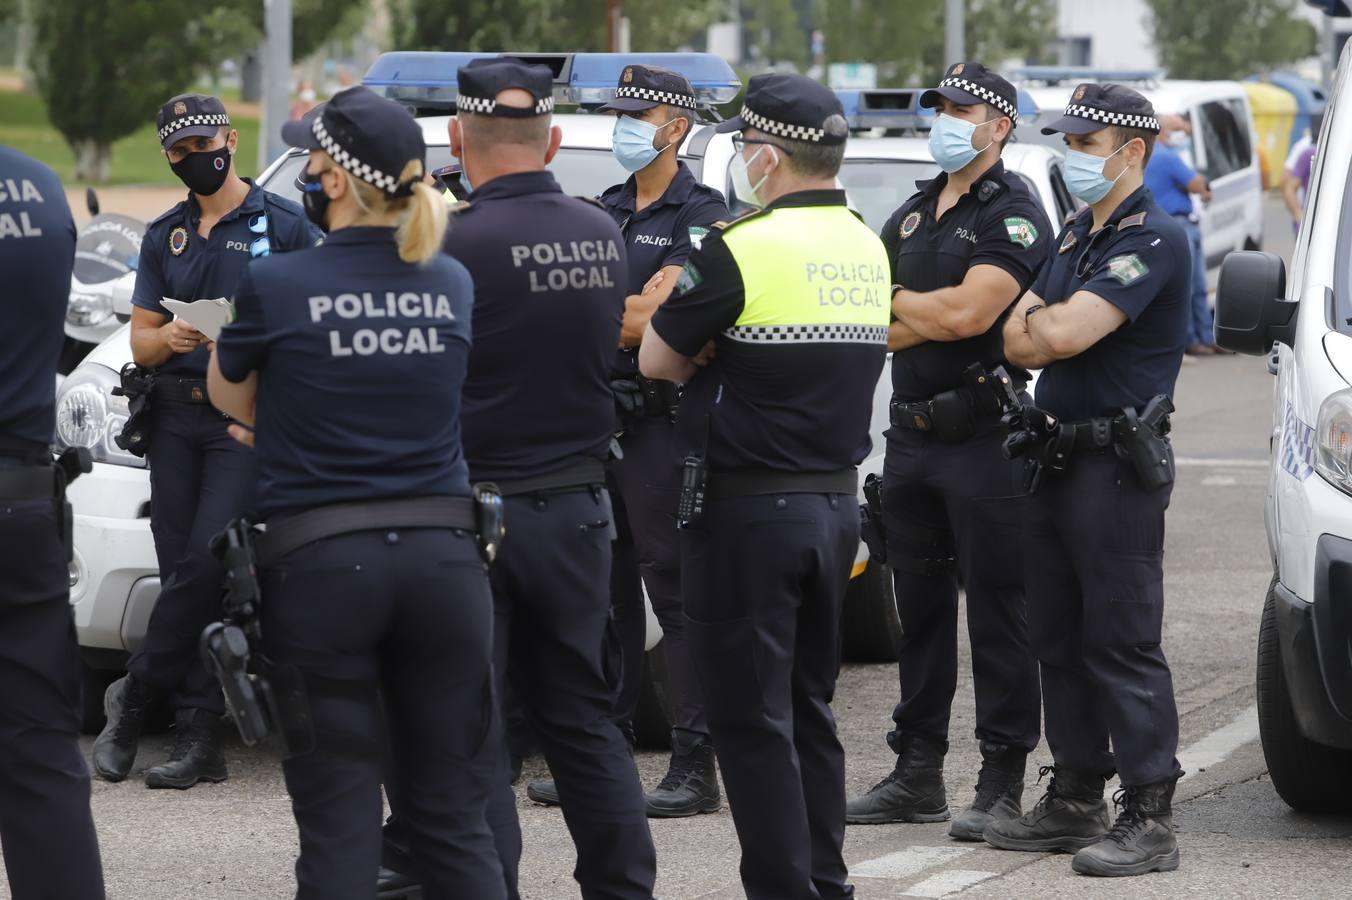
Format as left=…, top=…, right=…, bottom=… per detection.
left=0, top=90, right=260, bottom=186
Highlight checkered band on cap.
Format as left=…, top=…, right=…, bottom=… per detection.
left=614, top=85, right=696, bottom=109
left=939, top=77, right=1017, bottom=123
left=312, top=116, right=407, bottom=196
left=158, top=113, right=230, bottom=143
left=457, top=94, right=555, bottom=116
left=1064, top=104, right=1160, bottom=131
left=740, top=106, right=827, bottom=143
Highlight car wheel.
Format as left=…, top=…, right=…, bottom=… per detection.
left=80, top=664, right=117, bottom=735
left=631, top=643, right=674, bottom=750
left=1256, top=577, right=1352, bottom=812
left=841, top=559, right=901, bottom=663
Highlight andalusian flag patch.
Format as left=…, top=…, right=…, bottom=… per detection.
left=675, top=261, right=703, bottom=294
left=1105, top=253, right=1149, bottom=286
left=688, top=225, right=709, bottom=250
left=1004, top=217, right=1038, bottom=249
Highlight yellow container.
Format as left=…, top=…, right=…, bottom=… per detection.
left=1244, top=82, right=1298, bottom=189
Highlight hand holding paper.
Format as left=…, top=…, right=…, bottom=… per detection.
left=162, top=297, right=235, bottom=342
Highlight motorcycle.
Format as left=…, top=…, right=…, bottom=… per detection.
left=61, top=190, right=143, bottom=375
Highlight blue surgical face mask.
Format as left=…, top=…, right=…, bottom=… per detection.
left=1064, top=142, right=1129, bottom=204
left=612, top=115, right=676, bottom=173
left=928, top=113, right=997, bottom=173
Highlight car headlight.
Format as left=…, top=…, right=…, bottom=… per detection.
left=54, top=363, right=145, bottom=468
left=67, top=289, right=114, bottom=327
left=1314, top=389, right=1352, bottom=494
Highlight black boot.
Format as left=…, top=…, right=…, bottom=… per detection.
left=846, top=734, right=949, bottom=824
left=949, top=742, right=1026, bottom=841
left=91, top=674, right=161, bottom=782
left=645, top=743, right=721, bottom=817
left=377, top=866, right=423, bottom=899
left=983, top=765, right=1111, bottom=852
left=1072, top=781, right=1180, bottom=877
left=144, top=708, right=228, bottom=789
left=526, top=778, right=561, bottom=806
left=378, top=818, right=423, bottom=898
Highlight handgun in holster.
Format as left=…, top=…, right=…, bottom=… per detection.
left=859, top=473, right=888, bottom=564
left=472, top=482, right=506, bottom=565
left=1113, top=394, right=1176, bottom=490
left=1000, top=398, right=1063, bottom=495
left=201, top=518, right=315, bottom=758
left=112, top=363, right=156, bottom=458
left=639, top=376, right=681, bottom=420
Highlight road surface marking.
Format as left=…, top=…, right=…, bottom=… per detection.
left=1178, top=704, right=1260, bottom=780
left=851, top=846, right=971, bottom=879
left=1202, top=476, right=1240, bottom=486
left=904, top=870, right=999, bottom=897
left=1176, top=457, right=1268, bottom=468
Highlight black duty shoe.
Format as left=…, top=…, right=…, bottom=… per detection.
left=846, top=734, right=950, bottom=824
left=645, top=743, right=721, bottom=817
left=377, top=866, right=423, bottom=899
left=92, top=674, right=160, bottom=782
left=144, top=709, right=228, bottom=789
left=949, top=742, right=1027, bottom=841
left=1072, top=781, right=1180, bottom=877
left=526, top=779, right=561, bottom=806
left=983, top=765, right=1111, bottom=853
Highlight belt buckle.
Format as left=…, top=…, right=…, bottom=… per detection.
left=190, top=385, right=205, bottom=402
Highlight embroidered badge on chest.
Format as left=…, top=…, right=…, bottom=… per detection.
left=900, top=211, right=922, bottom=240
left=169, top=226, right=189, bottom=256
left=1058, top=231, right=1077, bottom=254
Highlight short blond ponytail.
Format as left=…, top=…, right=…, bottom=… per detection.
left=396, top=181, right=448, bottom=264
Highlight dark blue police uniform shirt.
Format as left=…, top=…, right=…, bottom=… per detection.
left=1031, top=186, right=1189, bottom=421
left=1144, top=142, right=1197, bottom=218
left=447, top=170, right=626, bottom=482
left=599, top=162, right=729, bottom=376
left=215, top=226, right=474, bottom=518
left=133, top=180, right=320, bottom=376
left=881, top=160, right=1051, bottom=401
left=0, top=147, right=74, bottom=448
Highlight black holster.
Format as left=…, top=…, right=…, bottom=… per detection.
left=112, top=363, right=156, bottom=458
left=859, top=473, right=887, bottom=564
left=1112, top=395, right=1176, bottom=490
left=53, top=447, right=92, bottom=562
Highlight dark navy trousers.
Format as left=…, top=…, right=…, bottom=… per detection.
left=609, top=415, right=708, bottom=754
left=682, top=491, right=857, bottom=900
left=488, top=489, right=656, bottom=900
left=260, top=527, right=506, bottom=900
left=881, top=424, right=1041, bottom=753
left=131, top=399, right=257, bottom=714
left=1023, top=449, right=1183, bottom=787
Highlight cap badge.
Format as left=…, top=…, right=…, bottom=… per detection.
left=1073, top=85, right=1086, bottom=101
left=169, top=226, right=189, bottom=256
left=623, top=67, right=634, bottom=83
left=951, top=63, right=965, bottom=76
left=1059, top=230, right=1077, bottom=254
left=900, top=211, right=922, bottom=239
left=173, top=101, right=187, bottom=116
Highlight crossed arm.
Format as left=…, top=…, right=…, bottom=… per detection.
left=888, top=264, right=1023, bottom=352
left=1002, top=289, right=1129, bottom=370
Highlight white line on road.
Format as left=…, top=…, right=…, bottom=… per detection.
left=851, top=846, right=971, bottom=879
left=1175, top=457, right=1269, bottom=468
left=1177, top=704, right=1260, bottom=780
left=904, top=870, right=1000, bottom=898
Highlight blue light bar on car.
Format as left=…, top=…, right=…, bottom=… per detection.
left=363, top=51, right=741, bottom=111
left=836, top=89, right=926, bottom=131
left=1011, top=66, right=1166, bottom=86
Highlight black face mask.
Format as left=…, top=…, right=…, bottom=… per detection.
left=301, top=169, right=332, bottom=232
left=170, top=145, right=232, bottom=196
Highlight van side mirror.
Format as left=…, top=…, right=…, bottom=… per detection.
left=1214, top=251, right=1297, bottom=355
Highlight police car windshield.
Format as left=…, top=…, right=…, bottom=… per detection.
left=836, top=159, right=940, bottom=233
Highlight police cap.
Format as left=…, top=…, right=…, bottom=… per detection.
left=280, top=86, right=425, bottom=197
left=1041, top=83, right=1161, bottom=135
left=456, top=58, right=556, bottom=118
left=157, top=94, right=231, bottom=150
left=920, top=61, right=1019, bottom=124
left=597, top=64, right=698, bottom=114
left=715, top=73, right=846, bottom=145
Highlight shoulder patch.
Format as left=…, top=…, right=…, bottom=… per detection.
left=675, top=260, right=703, bottom=295
left=688, top=225, right=710, bottom=250
left=1004, top=217, right=1039, bottom=249
left=1105, top=253, right=1149, bottom=285
left=1119, top=211, right=1148, bottom=230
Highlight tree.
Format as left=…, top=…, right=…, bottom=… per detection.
left=1146, top=0, right=1317, bottom=80
left=396, top=0, right=606, bottom=53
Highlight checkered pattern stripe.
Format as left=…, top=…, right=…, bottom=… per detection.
left=1064, top=104, right=1160, bottom=131
left=740, top=106, right=826, bottom=143
left=158, top=113, right=229, bottom=143
left=615, top=86, right=696, bottom=109
left=1280, top=401, right=1316, bottom=482
left=312, top=116, right=403, bottom=195
left=939, top=77, right=1017, bottom=123
left=722, top=323, right=889, bottom=345
left=457, top=94, right=555, bottom=116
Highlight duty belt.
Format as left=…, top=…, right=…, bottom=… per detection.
left=889, top=385, right=1006, bottom=441
left=1068, top=417, right=1116, bottom=451
left=152, top=376, right=210, bottom=404
left=492, top=456, right=607, bottom=497
left=706, top=467, right=857, bottom=500
left=0, top=464, right=59, bottom=501
left=256, top=496, right=477, bottom=567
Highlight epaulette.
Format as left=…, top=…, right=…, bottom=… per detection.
left=446, top=200, right=472, bottom=215
left=711, top=206, right=772, bottom=233
left=575, top=196, right=607, bottom=209
left=147, top=200, right=189, bottom=230
left=1064, top=206, right=1091, bottom=227
left=1119, top=211, right=1148, bottom=230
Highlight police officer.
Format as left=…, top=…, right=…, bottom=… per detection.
left=847, top=62, right=1048, bottom=839
left=207, top=86, right=507, bottom=899
left=0, top=147, right=105, bottom=899
left=93, top=94, right=320, bottom=788
left=525, top=63, right=730, bottom=816
left=640, top=73, right=889, bottom=900
left=984, top=83, right=1187, bottom=877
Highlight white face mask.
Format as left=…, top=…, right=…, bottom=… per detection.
left=730, top=145, right=774, bottom=208
left=299, top=88, right=317, bottom=103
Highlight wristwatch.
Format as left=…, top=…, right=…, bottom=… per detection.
left=1024, top=303, right=1046, bottom=321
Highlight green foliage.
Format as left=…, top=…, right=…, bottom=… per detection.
left=396, top=0, right=607, bottom=52
left=1146, top=0, right=1317, bottom=80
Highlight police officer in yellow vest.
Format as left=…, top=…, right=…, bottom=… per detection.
left=640, top=73, right=889, bottom=900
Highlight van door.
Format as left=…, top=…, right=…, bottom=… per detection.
left=1192, top=98, right=1260, bottom=268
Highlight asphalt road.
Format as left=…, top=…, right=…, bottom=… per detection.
left=8, top=199, right=1352, bottom=899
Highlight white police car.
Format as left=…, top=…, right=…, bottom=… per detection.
left=1212, top=43, right=1352, bottom=811
left=56, top=52, right=1072, bottom=740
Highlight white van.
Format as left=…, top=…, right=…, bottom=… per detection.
left=1018, top=68, right=1265, bottom=269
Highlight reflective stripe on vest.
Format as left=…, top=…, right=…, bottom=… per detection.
left=720, top=205, right=891, bottom=344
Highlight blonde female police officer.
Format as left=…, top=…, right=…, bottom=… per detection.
left=207, top=87, right=507, bottom=899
